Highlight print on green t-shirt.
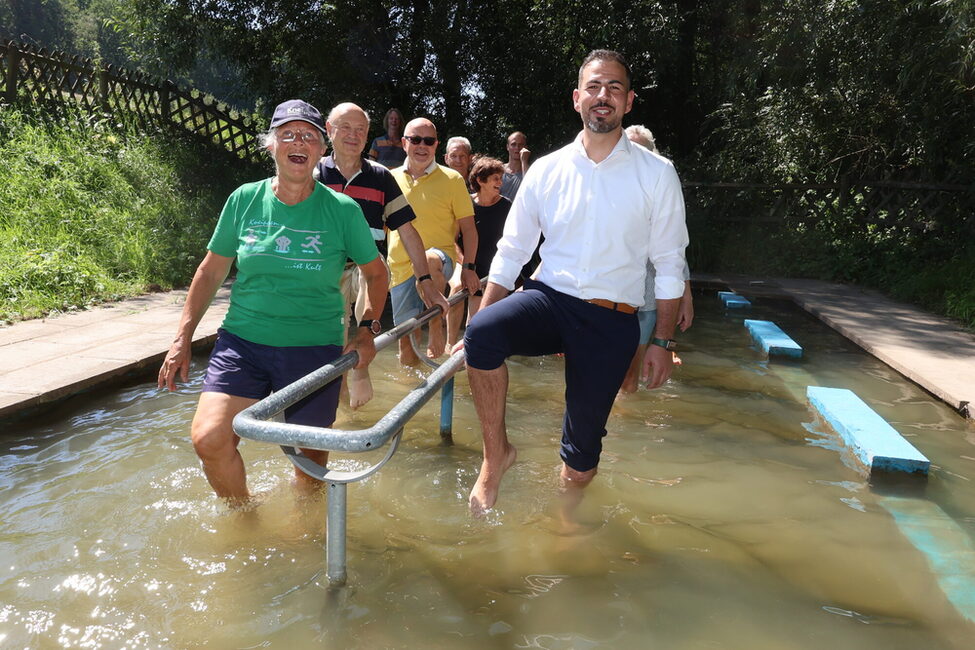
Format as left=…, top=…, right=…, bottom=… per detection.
left=208, top=179, right=377, bottom=347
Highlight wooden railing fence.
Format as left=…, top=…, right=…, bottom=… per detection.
left=1, top=40, right=264, bottom=164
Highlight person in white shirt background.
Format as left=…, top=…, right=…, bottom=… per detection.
left=618, top=123, right=695, bottom=395
left=458, top=49, right=689, bottom=514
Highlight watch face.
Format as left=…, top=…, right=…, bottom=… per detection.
left=369, top=320, right=382, bottom=335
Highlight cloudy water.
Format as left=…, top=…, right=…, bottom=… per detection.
left=1, top=294, right=974, bottom=649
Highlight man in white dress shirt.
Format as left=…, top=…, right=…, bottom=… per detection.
left=461, top=49, right=689, bottom=514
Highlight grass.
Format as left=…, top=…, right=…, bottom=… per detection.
left=0, top=104, right=265, bottom=322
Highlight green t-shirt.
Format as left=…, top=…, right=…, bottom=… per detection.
left=208, top=179, right=378, bottom=347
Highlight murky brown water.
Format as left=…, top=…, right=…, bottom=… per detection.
left=2, top=296, right=974, bottom=649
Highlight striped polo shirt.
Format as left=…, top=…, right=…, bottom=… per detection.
left=315, top=156, right=416, bottom=248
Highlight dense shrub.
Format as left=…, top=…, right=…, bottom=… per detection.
left=0, top=105, right=262, bottom=321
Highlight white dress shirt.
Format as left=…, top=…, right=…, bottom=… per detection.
left=642, top=260, right=692, bottom=312
left=488, top=132, right=688, bottom=306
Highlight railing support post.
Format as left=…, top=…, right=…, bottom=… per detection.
left=440, top=377, right=455, bottom=439
left=326, top=482, right=347, bottom=586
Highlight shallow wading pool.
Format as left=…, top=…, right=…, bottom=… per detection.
left=1, top=294, right=974, bottom=649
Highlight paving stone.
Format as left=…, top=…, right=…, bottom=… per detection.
left=0, top=356, right=131, bottom=397
left=0, top=320, right=72, bottom=346
left=38, top=320, right=151, bottom=348
left=0, top=341, right=74, bottom=372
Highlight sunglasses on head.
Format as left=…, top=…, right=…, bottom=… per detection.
left=404, top=135, right=437, bottom=146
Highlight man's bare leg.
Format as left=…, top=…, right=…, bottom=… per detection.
left=619, top=343, right=647, bottom=394
left=558, top=463, right=597, bottom=526
left=426, top=251, right=448, bottom=358
left=445, top=267, right=465, bottom=348
left=191, top=392, right=258, bottom=505
left=468, top=364, right=518, bottom=514
left=399, top=334, right=421, bottom=366
left=293, top=448, right=329, bottom=495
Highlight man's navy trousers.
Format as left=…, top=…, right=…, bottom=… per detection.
left=464, top=279, right=639, bottom=472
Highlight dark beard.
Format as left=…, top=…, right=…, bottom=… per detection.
left=586, top=115, right=619, bottom=133
left=585, top=105, right=619, bottom=133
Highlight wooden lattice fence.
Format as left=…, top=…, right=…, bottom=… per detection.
left=1, top=40, right=264, bottom=163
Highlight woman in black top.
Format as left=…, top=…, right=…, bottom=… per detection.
left=447, top=156, right=511, bottom=346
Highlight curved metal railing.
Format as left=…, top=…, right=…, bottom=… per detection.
left=233, top=289, right=470, bottom=586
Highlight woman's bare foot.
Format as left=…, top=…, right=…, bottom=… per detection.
left=469, top=443, right=517, bottom=515
left=348, top=367, right=373, bottom=409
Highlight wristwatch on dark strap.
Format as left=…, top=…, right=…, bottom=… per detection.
left=650, top=337, right=677, bottom=351
left=358, top=319, right=382, bottom=336
left=464, top=262, right=477, bottom=271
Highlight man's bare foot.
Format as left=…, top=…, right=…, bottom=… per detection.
left=348, top=368, right=373, bottom=409
left=427, top=320, right=446, bottom=358
left=398, top=337, right=421, bottom=366
left=469, top=443, right=518, bottom=515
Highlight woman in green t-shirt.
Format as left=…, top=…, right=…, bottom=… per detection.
left=157, top=100, right=388, bottom=507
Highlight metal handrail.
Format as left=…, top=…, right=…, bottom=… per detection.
left=232, top=288, right=472, bottom=586
left=232, top=289, right=467, bottom=451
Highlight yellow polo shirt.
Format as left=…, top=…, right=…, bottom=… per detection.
left=388, top=163, right=475, bottom=287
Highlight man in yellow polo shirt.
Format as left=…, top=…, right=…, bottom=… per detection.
left=388, top=117, right=480, bottom=364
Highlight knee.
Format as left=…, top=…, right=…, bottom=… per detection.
left=191, top=419, right=237, bottom=462
left=426, top=252, right=446, bottom=279
left=561, top=464, right=597, bottom=487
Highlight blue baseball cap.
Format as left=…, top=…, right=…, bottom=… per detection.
left=269, top=99, right=326, bottom=135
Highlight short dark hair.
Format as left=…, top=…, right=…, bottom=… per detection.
left=469, top=156, right=505, bottom=192
left=578, top=49, right=632, bottom=89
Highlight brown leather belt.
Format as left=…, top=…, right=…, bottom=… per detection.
left=585, top=298, right=638, bottom=315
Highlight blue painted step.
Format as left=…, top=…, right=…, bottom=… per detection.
left=744, top=319, right=803, bottom=358
left=807, top=386, right=929, bottom=476
left=879, top=496, right=975, bottom=624
left=718, top=291, right=751, bottom=308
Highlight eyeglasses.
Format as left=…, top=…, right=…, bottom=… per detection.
left=278, top=129, right=321, bottom=144
left=404, top=135, right=437, bottom=146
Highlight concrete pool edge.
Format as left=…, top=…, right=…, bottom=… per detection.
left=698, top=273, right=975, bottom=421
left=0, top=283, right=232, bottom=422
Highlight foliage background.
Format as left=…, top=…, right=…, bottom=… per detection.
left=2, top=0, right=974, bottom=325
left=0, top=106, right=259, bottom=320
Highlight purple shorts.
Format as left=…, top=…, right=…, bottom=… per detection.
left=202, top=329, right=343, bottom=427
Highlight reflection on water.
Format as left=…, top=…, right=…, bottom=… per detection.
left=2, top=296, right=974, bottom=648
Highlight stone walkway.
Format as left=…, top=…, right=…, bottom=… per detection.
left=1, top=277, right=973, bottom=421
left=0, top=285, right=230, bottom=420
